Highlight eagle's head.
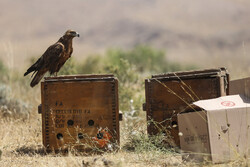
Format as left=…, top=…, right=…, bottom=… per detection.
left=64, top=30, right=80, bottom=38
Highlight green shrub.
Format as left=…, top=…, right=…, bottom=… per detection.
left=104, top=45, right=191, bottom=73
left=105, top=59, right=141, bottom=112
left=105, top=46, right=163, bottom=73
left=0, top=60, right=6, bottom=73
left=0, top=59, right=7, bottom=81
left=122, top=129, right=175, bottom=153
left=0, top=59, right=14, bottom=84
left=0, top=84, right=30, bottom=120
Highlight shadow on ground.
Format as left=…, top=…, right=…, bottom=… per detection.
left=15, top=145, right=47, bottom=156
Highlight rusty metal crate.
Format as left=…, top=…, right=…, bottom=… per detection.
left=143, top=68, right=229, bottom=147
left=39, top=74, right=120, bottom=153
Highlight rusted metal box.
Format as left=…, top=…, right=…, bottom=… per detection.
left=39, top=74, right=120, bottom=152
left=143, top=68, right=229, bottom=147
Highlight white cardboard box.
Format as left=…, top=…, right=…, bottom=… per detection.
left=178, top=95, right=250, bottom=163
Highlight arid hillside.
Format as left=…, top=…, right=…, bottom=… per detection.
left=0, top=0, right=250, bottom=78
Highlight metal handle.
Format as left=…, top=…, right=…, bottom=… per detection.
left=119, top=113, right=123, bottom=121
left=38, top=104, right=42, bottom=114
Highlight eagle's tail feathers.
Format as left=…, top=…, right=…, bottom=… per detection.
left=31, top=71, right=36, bottom=78
left=24, top=58, right=42, bottom=76
left=24, top=66, right=36, bottom=76
left=30, top=70, right=46, bottom=87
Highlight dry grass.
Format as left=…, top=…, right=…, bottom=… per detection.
left=0, top=113, right=183, bottom=167
left=0, top=113, right=248, bottom=167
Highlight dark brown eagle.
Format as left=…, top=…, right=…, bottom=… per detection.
left=24, top=30, right=80, bottom=87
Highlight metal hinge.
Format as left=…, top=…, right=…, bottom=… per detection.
left=142, top=103, right=146, bottom=111
left=119, top=113, right=123, bottom=121
left=38, top=104, right=42, bottom=114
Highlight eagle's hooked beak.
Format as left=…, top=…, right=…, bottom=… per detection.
left=75, top=32, right=80, bottom=37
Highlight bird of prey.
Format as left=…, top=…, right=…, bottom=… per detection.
left=24, top=30, right=80, bottom=87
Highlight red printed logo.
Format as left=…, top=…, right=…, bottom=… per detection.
left=221, top=101, right=235, bottom=107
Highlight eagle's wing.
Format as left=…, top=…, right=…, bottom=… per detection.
left=43, top=42, right=64, bottom=65
left=28, top=42, right=64, bottom=87
left=24, top=42, right=64, bottom=76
